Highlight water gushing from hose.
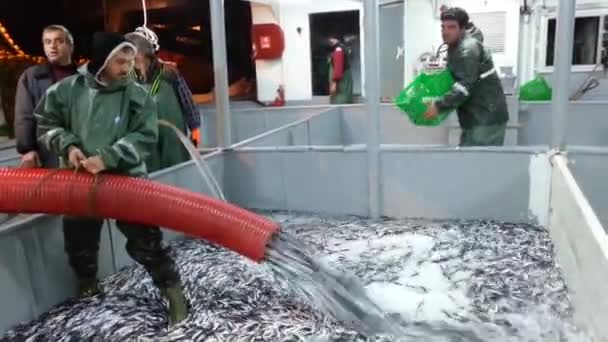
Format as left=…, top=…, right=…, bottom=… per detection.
left=265, top=231, right=511, bottom=341
left=158, top=119, right=225, bottom=201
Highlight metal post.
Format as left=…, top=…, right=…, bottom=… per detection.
left=364, top=0, right=381, bottom=219
left=550, top=0, right=576, bottom=150
left=210, top=0, right=232, bottom=147
left=516, top=8, right=531, bottom=87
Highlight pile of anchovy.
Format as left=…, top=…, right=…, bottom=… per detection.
left=1, top=211, right=593, bottom=341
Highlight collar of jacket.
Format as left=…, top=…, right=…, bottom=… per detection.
left=146, top=58, right=162, bottom=82
left=78, top=63, right=132, bottom=93
left=132, top=58, right=161, bottom=84
left=447, top=32, right=467, bottom=50
left=32, top=62, right=77, bottom=80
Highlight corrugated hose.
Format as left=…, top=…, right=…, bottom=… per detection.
left=0, top=168, right=280, bottom=262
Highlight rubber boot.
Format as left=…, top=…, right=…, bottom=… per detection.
left=161, top=286, right=188, bottom=325
left=78, top=277, right=100, bottom=298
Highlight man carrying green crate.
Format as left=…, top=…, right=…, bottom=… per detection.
left=424, top=7, right=508, bottom=146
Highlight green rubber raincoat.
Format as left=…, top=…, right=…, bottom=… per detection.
left=34, top=34, right=186, bottom=323
left=435, top=35, right=508, bottom=146
left=35, top=64, right=158, bottom=177
left=131, top=62, right=191, bottom=172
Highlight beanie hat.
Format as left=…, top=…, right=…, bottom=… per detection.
left=124, top=31, right=156, bottom=59
left=87, top=31, right=137, bottom=78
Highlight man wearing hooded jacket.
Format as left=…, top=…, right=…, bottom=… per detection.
left=425, top=7, right=508, bottom=146
left=35, top=32, right=188, bottom=325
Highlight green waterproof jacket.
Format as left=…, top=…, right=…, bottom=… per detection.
left=132, top=62, right=190, bottom=172
left=35, top=64, right=158, bottom=177
left=435, top=35, right=508, bottom=129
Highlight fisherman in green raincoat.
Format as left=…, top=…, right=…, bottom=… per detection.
left=327, top=36, right=354, bottom=104
left=125, top=32, right=201, bottom=172
left=35, top=32, right=188, bottom=325
left=424, top=7, right=508, bottom=146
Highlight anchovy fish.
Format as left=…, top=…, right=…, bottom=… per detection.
left=1, top=211, right=593, bottom=341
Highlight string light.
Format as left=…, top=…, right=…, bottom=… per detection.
left=0, top=21, right=26, bottom=56
left=0, top=21, right=47, bottom=64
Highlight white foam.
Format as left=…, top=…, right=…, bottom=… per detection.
left=365, top=283, right=423, bottom=318
left=365, top=261, right=470, bottom=323
left=322, top=231, right=473, bottom=325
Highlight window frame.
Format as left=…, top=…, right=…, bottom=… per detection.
left=538, top=8, right=607, bottom=73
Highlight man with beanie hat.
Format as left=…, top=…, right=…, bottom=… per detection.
left=35, top=31, right=188, bottom=325
left=125, top=31, right=200, bottom=172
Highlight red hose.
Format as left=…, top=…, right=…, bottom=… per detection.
left=0, top=168, right=280, bottom=263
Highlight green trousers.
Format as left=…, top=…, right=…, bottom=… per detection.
left=459, top=124, right=507, bottom=147
left=62, top=216, right=180, bottom=288
left=329, top=67, right=354, bottom=105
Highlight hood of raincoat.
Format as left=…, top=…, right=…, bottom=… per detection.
left=85, top=31, right=137, bottom=90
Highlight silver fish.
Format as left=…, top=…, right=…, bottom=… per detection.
left=1, top=212, right=593, bottom=342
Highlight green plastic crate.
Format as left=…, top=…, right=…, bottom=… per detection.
left=394, top=69, right=455, bottom=126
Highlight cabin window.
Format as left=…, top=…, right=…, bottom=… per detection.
left=544, top=16, right=602, bottom=68
left=469, top=11, right=507, bottom=54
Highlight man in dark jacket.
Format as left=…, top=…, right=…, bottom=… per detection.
left=425, top=7, right=508, bottom=146
left=14, top=25, right=77, bottom=168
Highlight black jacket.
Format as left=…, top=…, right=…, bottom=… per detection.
left=14, top=63, right=77, bottom=167
left=436, top=35, right=508, bottom=128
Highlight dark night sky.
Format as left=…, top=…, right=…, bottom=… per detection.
left=0, top=0, right=105, bottom=57
left=0, top=0, right=254, bottom=88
